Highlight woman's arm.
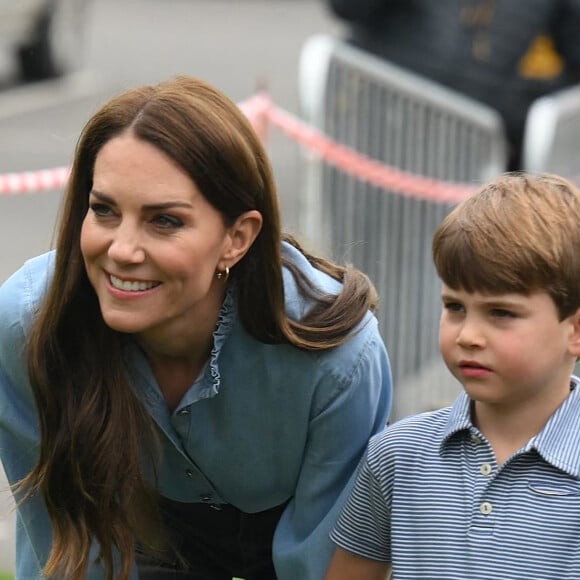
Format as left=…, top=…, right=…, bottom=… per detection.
left=326, top=548, right=391, bottom=580
left=0, top=262, right=53, bottom=577
left=272, top=327, right=392, bottom=579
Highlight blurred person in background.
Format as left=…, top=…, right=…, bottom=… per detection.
left=0, top=76, right=392, bottom=580
left=326, top=0, right=580, bottom=170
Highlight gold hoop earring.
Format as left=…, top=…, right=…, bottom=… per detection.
left=216, top=266, right=230, bottom=281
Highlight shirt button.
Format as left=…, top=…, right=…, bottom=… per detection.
left=178, top=408, right=190, bottom=416
left=470, top=434, right=482, bottom=444
left=480, top=463, right=492, bottom=476
left=480, top=502, right=493, bottom=515
left=185, top=469, right=194, bottom=479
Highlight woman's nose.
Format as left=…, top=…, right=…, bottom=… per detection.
left=107, top=224, right=145, bottom=264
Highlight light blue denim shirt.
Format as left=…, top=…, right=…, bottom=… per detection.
left=0, top=241, right=392, bottom=579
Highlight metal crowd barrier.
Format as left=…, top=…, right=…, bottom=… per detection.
left=522, top=83, right=580, bottom=179
left=298, top=35, right=508, bottom=420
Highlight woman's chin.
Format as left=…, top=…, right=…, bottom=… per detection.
left=100, top=312, right=151, bottom=334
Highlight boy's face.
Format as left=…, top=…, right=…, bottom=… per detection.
left=439, top=285, right=580, bottom=414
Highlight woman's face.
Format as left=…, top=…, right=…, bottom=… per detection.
left=80, top=132, right=236, bottom=350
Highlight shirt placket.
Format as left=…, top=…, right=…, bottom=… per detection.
left=465, top=430, right=499, bottom=538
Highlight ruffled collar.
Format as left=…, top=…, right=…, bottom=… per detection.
left=204, top=281, right=237, bottom=397
left=122, top=282, right=238, bottom=406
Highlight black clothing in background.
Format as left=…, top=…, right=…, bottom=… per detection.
left=327, top=0, right=580, bottom=169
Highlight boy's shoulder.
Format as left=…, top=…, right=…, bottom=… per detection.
left=366, top=405, right=454, bottom=465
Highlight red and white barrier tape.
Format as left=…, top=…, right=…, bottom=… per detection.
left=0, top=94, right=477, bottom=203
left=257, top=94, right=478, bottom=203
left=0, top=166, right=70, bottom=196
left=238, top=95, right=270, bottom=142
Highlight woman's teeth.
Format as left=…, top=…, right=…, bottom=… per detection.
left=110, top=275, right=159, bottom=292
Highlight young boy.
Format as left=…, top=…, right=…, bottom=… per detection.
left=325, top=172, right=580, bottom=580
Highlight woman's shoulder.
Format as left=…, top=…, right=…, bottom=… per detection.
left=280, top=240, right=377, bottom=328
left=0, top=252, right=54, bottom=394
left=281, top=240, right=343, bottom=320
left=280, top=239, right=383, bottom=366
left=0, top=251, right=55, bottom=334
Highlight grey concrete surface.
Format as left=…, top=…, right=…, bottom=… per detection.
left=0, top=0, right=343, bottom=572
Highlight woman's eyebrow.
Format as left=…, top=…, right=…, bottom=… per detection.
left=89, top=189, right=192, bottom=210
left=141, top=201, right=193, bottom=211
left=89, top=190, right=115, bottom=204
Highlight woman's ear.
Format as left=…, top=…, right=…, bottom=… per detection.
left=220, top=210, right=263, bottom=268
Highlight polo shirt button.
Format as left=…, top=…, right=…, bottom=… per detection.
left=179, top=408, right=190, bottom=416
left=185, top=469, right=194, bottom=479
left=480, top=463, right=492, bottom=476
left=470, top=434, right=482, bottom=444
left=479, top=502, right=493, bottom=515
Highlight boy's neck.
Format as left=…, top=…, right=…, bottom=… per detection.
left=475, top=410, right=540, bottom=466
left=472, top=383, right=573, bottom=466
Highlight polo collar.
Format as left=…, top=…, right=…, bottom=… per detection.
left=440, top=391, right=473, bottom=448
left=529, top=376, right=580, bottom=477
left=440, top=377, right=580, bottom=477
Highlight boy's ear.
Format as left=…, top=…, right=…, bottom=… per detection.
left=567, top=307, right=580, bottom=358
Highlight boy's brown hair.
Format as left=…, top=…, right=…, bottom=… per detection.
left=432, top=172, right=580, bottom=320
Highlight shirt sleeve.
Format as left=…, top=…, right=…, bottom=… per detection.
left=272, top=328, right=392, bottom=580
left=330, top=447, right=392, bottom=562
left=0, top=258, right=138, bottom=579
left=0, top=264, right=51, bottom=578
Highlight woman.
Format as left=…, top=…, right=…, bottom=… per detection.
left=0, top=76, right=391, bottom=579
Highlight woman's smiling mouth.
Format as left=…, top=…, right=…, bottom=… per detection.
left=109, top=274, right=161, bottom=292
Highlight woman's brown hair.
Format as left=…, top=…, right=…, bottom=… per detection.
left=22, top=76, right=378, bottom=578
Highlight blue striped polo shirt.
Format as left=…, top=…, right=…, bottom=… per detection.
left=330, top=377, right=580, bottom=579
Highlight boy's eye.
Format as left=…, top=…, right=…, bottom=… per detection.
left=152, top=214, right=183, bottom=229
left=443, top=301, right=464, bottom=313
left=491, top=308, right=515, bottom=318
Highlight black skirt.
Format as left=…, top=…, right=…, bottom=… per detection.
left=135, top=496, right=287, bottom=580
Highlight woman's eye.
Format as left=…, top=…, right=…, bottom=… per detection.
left=152, top=214, right=184, bottom=229
left=89, top=203, right=114, bottom=217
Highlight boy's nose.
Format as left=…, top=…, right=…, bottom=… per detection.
left=456, top=319, right=485, bottom=348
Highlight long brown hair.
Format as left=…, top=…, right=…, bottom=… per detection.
left=23, top=76, right=377, bottom=578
